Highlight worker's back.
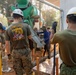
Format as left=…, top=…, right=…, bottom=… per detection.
left=51, top=29, right=76, bottom=66
left=6, top=22, right=30, bottom=49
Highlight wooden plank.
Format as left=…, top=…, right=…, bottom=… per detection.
left=33, top=70, right=50, bottom=75
left=56, top=57, right=58, bottom=75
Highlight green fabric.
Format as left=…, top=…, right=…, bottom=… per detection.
left=23, top=6, right=37, bottom=19
left=60, top=63, right=76, bottom=75
left=16, top=0, right=30, bottom=8
left=16, top=0, right=30, bottom=5
left=51, top=29, right=76, bottom=66
left=11, top=6, right=16, bottom=11
left=11, top=5, right=39, bottom=27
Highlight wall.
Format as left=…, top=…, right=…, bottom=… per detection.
left=60, top=0, right=76, bottom=29
left=46, top=0, right=60, bottom=6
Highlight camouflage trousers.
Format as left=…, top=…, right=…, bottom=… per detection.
left=12, top=48, right=33, bottom=75
left=60, top=63, right=76, bottom=75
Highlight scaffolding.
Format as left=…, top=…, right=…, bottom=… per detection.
left=36, top=0, right=64, bottom=30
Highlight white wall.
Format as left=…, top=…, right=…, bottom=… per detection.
left=60, top=0, right=76, bottom=29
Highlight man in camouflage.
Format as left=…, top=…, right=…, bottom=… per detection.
left=0, top=23, right=5, bottom=53
left=0, top=23, right=11, bottom=72
left=5, top=9, right=33, bottom=75
left=51, top=7, right=76, bottom=75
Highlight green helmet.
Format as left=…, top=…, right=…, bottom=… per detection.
left=16, top=0, right=30, bottom=8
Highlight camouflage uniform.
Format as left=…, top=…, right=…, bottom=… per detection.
left=60, top=63, right=76, bottom=75
left=12, top=49, right=33, bottom=75
left=0, top=33, right=5, bottom=56
left=5, top=23, right=33, bottom=75
left=0, top=33, right=9, bottom=72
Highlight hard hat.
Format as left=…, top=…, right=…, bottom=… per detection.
left=13, top=9, right=23, bottom=17
left=67, top=7, right=76, bottom=16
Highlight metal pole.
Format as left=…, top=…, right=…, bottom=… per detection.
left=51, top=21, right=57, bottom=75
left=60, top=11, right=64, bottom=30
left=39, top=1, right=41, bottom=28
left=56, top=57, right=58, bottom=75
left=36, top=0, right=63, bottom=11
left=53, top=44, right=56, bottom=75
left=36, top=57, right=40, bottom=75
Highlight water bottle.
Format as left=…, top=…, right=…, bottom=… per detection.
left=2, top=55, right=11, bottom=72
left=2, top=55, right=8, bottom=72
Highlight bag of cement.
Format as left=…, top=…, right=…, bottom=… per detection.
left=2, top=55, right=11, bottom=72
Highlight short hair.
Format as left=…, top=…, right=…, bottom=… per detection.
left=13, top=14, right=23, bottom=19
left=47, top=27, right=50, bottom=29
left=67, top=14, right=76, bottom=24
left=42, top=26, right=46, bottom=31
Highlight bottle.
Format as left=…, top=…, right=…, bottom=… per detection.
left=2, top=55, right=11, bottom=72
left=2, top=55, right=8, bottom=72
